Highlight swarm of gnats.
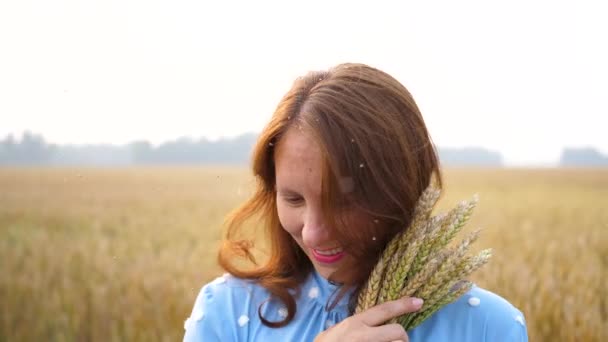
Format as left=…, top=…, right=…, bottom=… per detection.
left=354, top=186, right=492, bottom=330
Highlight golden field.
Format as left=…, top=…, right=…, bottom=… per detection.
left=0, top=167, right=606, bottom=341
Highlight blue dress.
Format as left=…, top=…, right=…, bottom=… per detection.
left=183, top=271, right=528, bottom=341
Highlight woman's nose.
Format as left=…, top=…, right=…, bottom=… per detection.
left=301, top=210, right=330, bottom=247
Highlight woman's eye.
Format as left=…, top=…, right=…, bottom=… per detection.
left=284, top=196, right=304, bottom=205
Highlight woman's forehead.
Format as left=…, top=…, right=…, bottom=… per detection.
left=274, top=128, right=324, bottom=194
left=275, top=128, right=320, bottom=162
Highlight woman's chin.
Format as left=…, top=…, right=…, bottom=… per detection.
left=310, top=256, right=350, bottom=281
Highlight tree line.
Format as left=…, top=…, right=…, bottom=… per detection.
left=1, top=131, right=606, bottom=167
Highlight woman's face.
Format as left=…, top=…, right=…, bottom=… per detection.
left=274, top=127, right=362, bottom=280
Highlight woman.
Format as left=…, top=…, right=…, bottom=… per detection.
left=183, top=63, right=528, bottom=341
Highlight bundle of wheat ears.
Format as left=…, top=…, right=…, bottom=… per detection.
left=354, top=186, right=492, bottom=330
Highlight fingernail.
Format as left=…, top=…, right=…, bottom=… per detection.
left=412, top=298, right=424, bottom=307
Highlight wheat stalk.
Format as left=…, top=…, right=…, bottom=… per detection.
left=355, top=186, right=491, bottom=331
left=355, top=188, right=440, bottom=313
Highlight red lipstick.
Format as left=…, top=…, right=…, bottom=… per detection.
left=311, top=248, right=346, bottom=264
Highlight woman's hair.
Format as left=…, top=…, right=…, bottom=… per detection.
left=218, top=63, right=442, bottom=327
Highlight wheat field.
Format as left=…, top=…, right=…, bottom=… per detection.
left=0, top=167, right=606, bottom=341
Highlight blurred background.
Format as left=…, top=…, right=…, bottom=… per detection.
left=1, top=0, right=606, bottom=341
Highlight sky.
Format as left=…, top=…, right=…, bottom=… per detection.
left=0, top=0, right=607, bottom=166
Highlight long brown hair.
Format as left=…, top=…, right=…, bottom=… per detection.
left=218, top=63, right=442, bottom=327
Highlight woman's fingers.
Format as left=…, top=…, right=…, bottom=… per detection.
left=315, top=297, right=421, bottom=342
left=364, top=323, right=409, bottom=342
left=358, top=297, right=423, bottom=327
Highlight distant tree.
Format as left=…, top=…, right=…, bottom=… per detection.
left=0, top=134, right=17, bottom=164
left=52, top=144, right=131, bottom=166
left=129, top=140, right=154, bottom=164
left=0, top=131, right=55, bottom=165
left=560, top=147, right=608, bottom=166
left=438, top=147, right=503, bottom=167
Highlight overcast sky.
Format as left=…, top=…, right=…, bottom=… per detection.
left=1, top=0, right=606, bottom=166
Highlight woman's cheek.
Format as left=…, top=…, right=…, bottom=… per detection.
left=277, top=203, right=302, bottom=236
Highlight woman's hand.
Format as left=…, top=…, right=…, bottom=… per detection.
left=314, top=297, right=423, bottom=342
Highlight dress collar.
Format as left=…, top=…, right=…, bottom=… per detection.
left=302, top=270, right=354, bottom=310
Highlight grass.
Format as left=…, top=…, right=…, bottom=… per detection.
left=0, top=167, right=606, bottom=341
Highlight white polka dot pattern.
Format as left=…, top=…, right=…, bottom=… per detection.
left=308, top=286, right=320, bottom=299
left=468, top=297, right=480, bottom=307
left=238, top=315, right=250, bottom=327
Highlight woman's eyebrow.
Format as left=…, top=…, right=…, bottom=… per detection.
left=276, top=188, right=302, bottom=196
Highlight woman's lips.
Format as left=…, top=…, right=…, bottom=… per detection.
left=311, top=247, right=345, bottom=264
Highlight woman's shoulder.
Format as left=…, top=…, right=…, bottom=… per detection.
left=409, top=285, right=528, bottom=342
left=183, top=271, right=352, bottom=341
left=188, top=273, right=264, bottom=315
left=193, top=273, right=265, bottom=302
left=183, top=273, right=270, bottom=341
